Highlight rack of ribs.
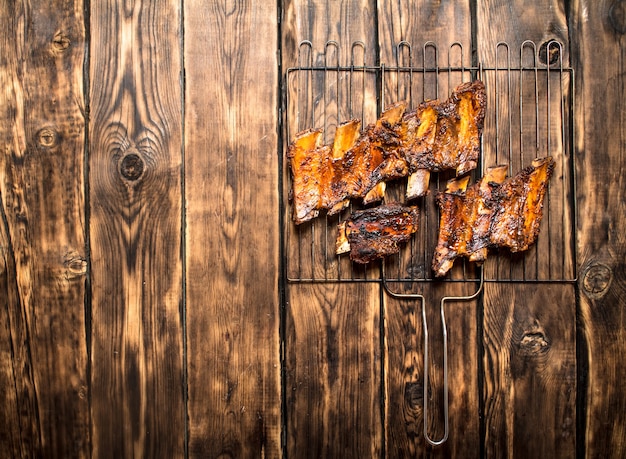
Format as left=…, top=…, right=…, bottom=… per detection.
left=432, top=157, right=555, bottom=277
left=287, top=80, right=486, bottom=225
left=403, top=80, right=486, bottom=199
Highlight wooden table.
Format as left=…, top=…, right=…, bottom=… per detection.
left=1, top=1, right=624, bottom=457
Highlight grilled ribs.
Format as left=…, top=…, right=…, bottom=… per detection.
left=489, top=157, right=556, bottom=252
left=432, top=157, right=555, bottom=277
left=432, top=165, right=507, bottom=277
left=403, top=81, right=486, bottom=199
left=287, top=128, right=325, bottom=224
left=287, top=80, right=486, bottom=224
left=335, top=203, right=419, bottom=264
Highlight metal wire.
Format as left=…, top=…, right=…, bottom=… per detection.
left=284, top=40, right=575, bottom=284
left=282, top=40, right=576, bottom=446
left=381, top=266, right=485, bottom=446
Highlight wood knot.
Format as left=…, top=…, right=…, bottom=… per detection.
left=51, top=31, right=71, bottom=52
left=37, top=127, right=59, bottom=148
left=120, top=153, right=145, bottom=181
left=404, top=381, right=423, bottom=409
left=519, top=331, right=550, bottom=356
left=609, top=1, right=626, bottom=34
left=64, top=252, right=87, bottom=279
left=538, top=40, right=561, bottom=67
left=581, top=263, right=613, bottom=299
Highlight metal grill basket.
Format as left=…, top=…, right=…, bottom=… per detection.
left=281, top=39, right=576, bottom=445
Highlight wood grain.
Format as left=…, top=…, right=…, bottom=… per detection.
left=283, top=0, right=377, bottom=67
left=0, top=192, right=36, bottom=458
left=570, top=0, right=626, bottom=456
left=0, top=1, right=624, bottom=457
left=378, top=0, right=474, bottom=65
left=476, top=1, right=577, bottom=456
left=88, top=1, right=185, bottom=456
left=282, top=1, right=383, bottom=456
left=0, top=1, right=89, bottom=457
left=282, top=0, right=379, bottom=283
left=285, top=283, right=382, bottom=457
left=377, top=1, right=480, bottom=455
left=184, top=1, right=281, bottom=457
left=382, top=283, right=482, bottom=458
left=476, top=0, right=570, bottom=68
left=482, top=284, right=576, bottom=457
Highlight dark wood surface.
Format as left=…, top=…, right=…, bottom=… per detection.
left=282, top=2, right=382, bottom=457
left=377, top=2, right=480, bottom=457
left=0, top=1, right=89, bottom=457
left=571, top=1, right=626, bottom=456
left=476, top=2, right=577, bottom=457
left=88, top=0, right=185, bottom=457
left=0, top=0, right=624, bottom=457
left=184, top=1, right=281, bottom=456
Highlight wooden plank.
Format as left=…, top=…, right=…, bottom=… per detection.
left=283, top=0, right=377, bottom=66
left=282, top=1, right=382, bottom=456
left=0, top=1, right=89, bottom=457
left=476, top=1, right=577, bottom=456
left=0, top=208, right=33, bottom=458
left=88, top=1, right=185, bottom=456
left=570, top=0, right=626, bottom=456
left=377, top=1, right=480, bottom=455
left=283, top=0, right=379, bottom=283
left=482, top=284, right=576, bottom=457
left=378, top=0, right=474, bottom=67
left=382, top=283, right=482, bottom=457
left=285, top=283, right=382, bottom=457
left=184, top=1, right=281, bottom=457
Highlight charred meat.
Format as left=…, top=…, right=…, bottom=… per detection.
left=489, top=157, right=556, bottom=252
left=432, top=157, right=555, bottom=277
left=403, top=80, right=486, bottom=199
left=340, top=102, right=408, bottom=206
left=287, top=81, right=486, bottom=224
left=336, top=203, right=419, bottom=264
left=286, top=128, right=325, bottom=225
left=432, top=166, right=507, bottom=277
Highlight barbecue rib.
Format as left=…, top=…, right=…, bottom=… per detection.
left=286, top=128, right=325, bottom=224
left=287, top=80, right=486, bottom=224
left=339, top=102, right=408, bottom=206
left=432, top=166, right=507, bottom=277
left=322, top=119, right=361, bottom=215
left=489, top=157, right=556, bottom=252
left=403, top=80, right=486, bottom=199
left=335, top=203, right=419, bottom=264
left=432, top=157, right=555, bottom=277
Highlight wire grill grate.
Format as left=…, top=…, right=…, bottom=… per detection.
left=282, top=40, right=576, bottom=286
left=281, top=40, right=576, bottom=446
